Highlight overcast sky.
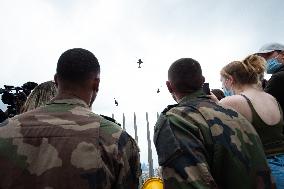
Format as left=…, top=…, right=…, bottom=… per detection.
left=1, top=0, right=284, bottom=168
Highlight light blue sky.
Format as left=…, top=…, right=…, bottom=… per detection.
left=1, top=0, right=284, bottom=167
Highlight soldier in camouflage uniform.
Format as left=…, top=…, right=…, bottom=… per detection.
left=21, top=80, right=57, bottom=113
left=154, top=58, right=274, bottom=188
left=0, top=48, right=141, bottom=189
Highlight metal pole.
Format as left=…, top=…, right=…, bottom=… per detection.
left=123, top=113, right=125, bottom=130
left=134, top=112, right=138, bottom=143
left=146, top=112, right=154, bottom=177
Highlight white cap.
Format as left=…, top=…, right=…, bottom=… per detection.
left=258, top=43, right=284, bottom=54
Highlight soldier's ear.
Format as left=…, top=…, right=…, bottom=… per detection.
left=92, top=78, right=100, bottom=92
left=199, top=76, right=205, bottom=87
left=166, top=81, right=173, bottom=93
left=201, top=76, right=205, bottom=83
left=54, top=74, right=58, bottom=87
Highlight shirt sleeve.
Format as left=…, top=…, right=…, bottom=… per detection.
left=155, top=115, right=217, bottom=189
left=265, top=73, right=282, bottom=98
left=115, top=131, right=141, bottom=189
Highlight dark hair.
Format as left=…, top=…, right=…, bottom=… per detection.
left=211, top=89, right=225, bottom=100
left=168, top=58, right=204, bottom=93
left=56, top=48, right=100, bottom=83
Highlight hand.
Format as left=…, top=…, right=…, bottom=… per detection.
left=207, top=92, right=219, bottom=103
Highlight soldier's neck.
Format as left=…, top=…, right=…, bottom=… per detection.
left=54, top=90, right=91, bottom=106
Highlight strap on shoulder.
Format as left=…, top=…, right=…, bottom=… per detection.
left=239, top=94, right=255, bottom=110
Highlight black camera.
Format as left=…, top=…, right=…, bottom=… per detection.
left=0, top=82, right=38, bottom=122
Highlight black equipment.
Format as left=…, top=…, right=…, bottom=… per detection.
left=202, top=82, right=211, bottom=95
left=0, top=82, right=38, bottom=122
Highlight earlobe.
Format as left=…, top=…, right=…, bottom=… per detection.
left=201, top=76, right=205, bottom=85
left=54, top=74, right=58, bottom=87
left=166, top=81, right=173, bottom=93
left=93, top=78, right=100, bottom=92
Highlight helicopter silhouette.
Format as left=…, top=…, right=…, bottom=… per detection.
left=137, top=59, right=143, bottom=68
left=114, top=98, right=118, bottom=106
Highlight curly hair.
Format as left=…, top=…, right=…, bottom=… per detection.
left=220, top=55, right=266, bottom=85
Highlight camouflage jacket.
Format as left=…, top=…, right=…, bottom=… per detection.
left=154, top=90, right=274, bottom=189
left=0, top=98, right=141, bottom=189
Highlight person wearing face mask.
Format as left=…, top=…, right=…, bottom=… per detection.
left=154, top=58, right=274, bottom=189
left=256, top=43, right=284, bottom=122
left=213, top=54, right=284, bottom=188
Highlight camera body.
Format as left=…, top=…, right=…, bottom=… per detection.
left=0, top=82, right=38, bottom=121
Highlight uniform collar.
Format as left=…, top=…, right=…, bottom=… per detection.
left=178, top=89, right=206, bottom=104
left=48, top=98, right=90, bottom=108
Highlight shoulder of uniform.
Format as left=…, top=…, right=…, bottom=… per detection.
left=162, top=104, right=178, bottom=114
left=119, top=130, right=139, bottom=148
left=99, top=115, right=123, bottom=137
left=100, top=114, right=121, bottom=127
left=156, top=104, right=179, bottom=127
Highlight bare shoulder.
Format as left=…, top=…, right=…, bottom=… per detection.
left=219, top=95, right=247, bottom=108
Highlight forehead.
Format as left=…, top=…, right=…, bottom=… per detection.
left=256, top=51, right=278, bottom=60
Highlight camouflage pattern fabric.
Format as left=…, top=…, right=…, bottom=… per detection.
left=0, top=98, right=141, bottom=189
left=154, top=90, right=274, bottom=189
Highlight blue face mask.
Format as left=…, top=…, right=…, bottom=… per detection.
left=267, top=58, right=282, bottom=74
left=222, top=79, right=234, bottom=97
left=223, top=87, right=234, bottom=96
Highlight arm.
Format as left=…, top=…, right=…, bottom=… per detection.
left=265, top=73, right=283, bottom=101
left=154, top=114, right=217, bottom=189
left=116, top=132, right=141, bottom=189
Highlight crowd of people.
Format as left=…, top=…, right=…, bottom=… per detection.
left=0, top=43, right=283, bottom=189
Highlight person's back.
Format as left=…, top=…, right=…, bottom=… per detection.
left=217, top=54, right=284, bottom=188
left=220, top=90, right=282, bottom=132
left=0, top=98, right=140, bottom=188
left=156, top=94, right=272, bottom=188
left=154, top=58, right=273, bottom=188
left=218, top=55, right=284, bottom=154
left=0, top=48, right=141, bottom=189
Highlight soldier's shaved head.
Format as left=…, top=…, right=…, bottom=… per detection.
left=168, top=58, right=204, bottom=94
left=56, top=48, right=100, bottom=84
left=54, top=48, right=101, bottom=107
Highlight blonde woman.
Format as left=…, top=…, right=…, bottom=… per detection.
left=21, top=80, right=57, bottom=113
left=213, top=55, right=284, bottom=188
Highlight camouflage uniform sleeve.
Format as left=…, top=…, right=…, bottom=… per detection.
left=154, top=114, right=218, bottom=189
left=116, top=131, right=141, bottom=189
